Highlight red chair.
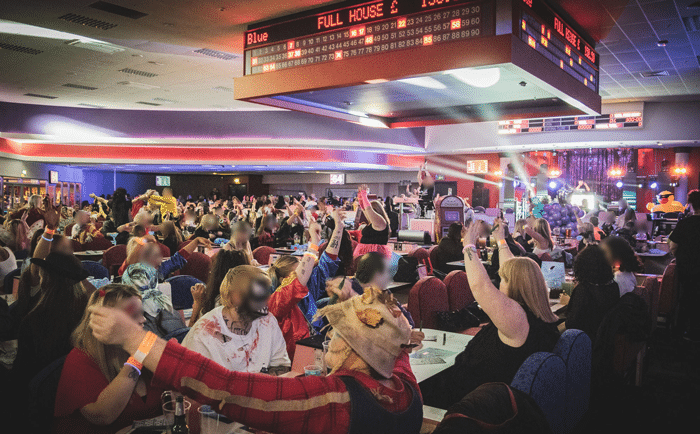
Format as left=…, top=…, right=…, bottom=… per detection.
left=177, top=240, right=193, bottom=251
left=407, top=276, right=449, bottom=330
left=253, top=246, right=276, bottom=265
left=63, top=223, right=75, bottom=237
left=429, top=245, right=440, bottom=273
left=156, top=243, right=171, bottom=258
left=102, top=245, right=127, bottom=277
left=81, top=236, right=113, bottom=252
left=409, top=247, right=432, bottom=274
left=179, top=252, right=212, bottom=283
left=658, top=262, right=677, bottom=320
left=70, top=239, right=84, bottom=252
left=444, top=270, right=474, bottom=311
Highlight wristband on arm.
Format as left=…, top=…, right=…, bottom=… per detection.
left=125, top=331, right=157, bottom=374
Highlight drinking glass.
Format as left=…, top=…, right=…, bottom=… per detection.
left=198, top=405, right=221, bottom=434
left=304, top=365, right=323, bottom=376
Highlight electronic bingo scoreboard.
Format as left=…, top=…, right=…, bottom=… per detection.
left=244, top=0, right=495, bottom=76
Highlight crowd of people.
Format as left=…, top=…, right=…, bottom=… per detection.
left=0, top=178, right=697, bottom=434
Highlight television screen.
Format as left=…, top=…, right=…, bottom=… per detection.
left=330, top=173, right=345, bottom=185
left=49, top=170, right=59, bottom=184
left=444, top=211, right=461, bottom=222
left=155, top=176, right=170, bottom=187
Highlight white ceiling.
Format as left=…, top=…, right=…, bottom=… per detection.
left=0, top=0, right=698, bottom=111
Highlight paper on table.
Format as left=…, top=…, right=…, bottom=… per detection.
left=410, top=356, right=446, bottom=365
left=411, top=347, right=457, bottom=358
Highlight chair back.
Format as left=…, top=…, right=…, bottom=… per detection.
left=635, top=276, right=660, bottom=331
left=179, top=252, right=211, bottom=283
left=407, top=276, right=448, bottom=330
left=178, top=240, right=193, bottom=251
left=165, top=275, right=203, bottom=310
left=409, top=247, right=432, bottom=274
left=539, top=252, right=553, bottom=262
left=156, top=242, right=171, bottom=257
left=511, top=352, right=567, bottom=434
left=553, top=330, right=591, bottom=433
left=253, top=246, right=277, bottom=265
left=2, top=267, right=21, bottom=295
left=81, top=236, right=114, bottom=251
left=63, top=223, right=75, bottom=237
left=102, top=244, right=127, bottom=277
left=443, top=270, right=474, bottom=311
left=658, top=262, right=677, bottom=315
left=28, top=355, right=67, bottom=433
left=82, top=260, right=109, bottom=280
left=70, top=238, right=84, bottom=252
left=428, top=245, right=440, bottom=272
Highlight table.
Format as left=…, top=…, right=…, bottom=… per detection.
left=410, top=328, right=472, bottom=383
left=74, top=250, right=105, bottom=261
left=637, top=250, right=672, bottom=274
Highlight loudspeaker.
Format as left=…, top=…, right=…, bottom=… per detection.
left=397, top=230, right=431, bottom=244
left=472, top=187, right=490, bottom=208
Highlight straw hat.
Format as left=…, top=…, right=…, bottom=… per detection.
left=316, top=287, right=412, bottom=379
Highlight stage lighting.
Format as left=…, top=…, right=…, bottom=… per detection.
left=616, top=181, right=623, bottom=188
left=549, top=181, right=557, bottom=189
left=650, top=182, right=658, bottom=189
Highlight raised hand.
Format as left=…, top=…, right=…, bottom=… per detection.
left=190, top=283, right=206, bottom=306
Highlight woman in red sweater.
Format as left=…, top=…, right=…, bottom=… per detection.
left=54, top=284, right=165, bottom=434
left=89, top=286, right=425, bottom=434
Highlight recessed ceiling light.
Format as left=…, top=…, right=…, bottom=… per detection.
left=657, top=40, right=668, bottom=47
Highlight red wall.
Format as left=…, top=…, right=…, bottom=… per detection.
left=429, top=153, right=502, bottom=208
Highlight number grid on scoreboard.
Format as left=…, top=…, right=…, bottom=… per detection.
left=497, top=113, right=643, bottom=134
left=519, top=11, right=598, bottom=92
left=244, top=1, right=492, bottom=76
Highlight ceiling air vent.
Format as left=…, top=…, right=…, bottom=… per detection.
left=59, top=13, right=118, bottom=30
left=63, top=83, right=98, bottom=90
left=682, top=15, right=700, bottom=32
left=136, top=101, right=161, bottom=106
left=212, top=86, right=234, bottom=92
left=640, top=70, right=669, bottom=77
left=89, top=1, right=148, bottom=19
left=24, top=93, right=58, bottom=99
left=117, top=81, right=160, bottom=90
left=118, top=68, right=158, bottom=78
left=193, top=48, right=238, bottom=60
left=78, top=103, right=104, bottom=108
left=0, top=42, right=43, bottom=55
left=152, top=97, right=177, bottom=104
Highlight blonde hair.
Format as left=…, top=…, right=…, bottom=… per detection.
left=28, top=194, right=42, bottom=209
left=125, top=235, right=158, bottom=268
left=268, top=255, right=299, bottom=289
left=499, top=257, right=558, bottom=323
left=534, top=218, right=554, bottom=250
left=514, top=219, right=527, bottom=235
left=200, top=214, right=218, bottom=231
left=219, top=266, right=272, bottom=308
left=72, top=284, right=142, bottom=381
left=161, top=221, right=183, bottom=243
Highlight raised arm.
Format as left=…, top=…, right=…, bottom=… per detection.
left=523, top=215, right=548, bottom=248
left=325, top=209, right=345, bottom=256
left=492, top=218, right=515, bottom=266
left=357, top=187, right=387, bottom=231
left=31, top=197, right=61, bottom=284
left=462, top=222, right=528, bottom=347
left=295, top=221, right=323, bottom=287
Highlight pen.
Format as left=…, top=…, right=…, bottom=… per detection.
left=329, top=276, right=345, bottom=305
left=443, top=333, right=446, bottom=345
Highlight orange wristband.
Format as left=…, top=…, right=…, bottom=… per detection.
left=132, top=331, right=157, bottom=365
left=308, top=243, right=319, bottom=252
left=44, top=227, right=56, bottom=236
